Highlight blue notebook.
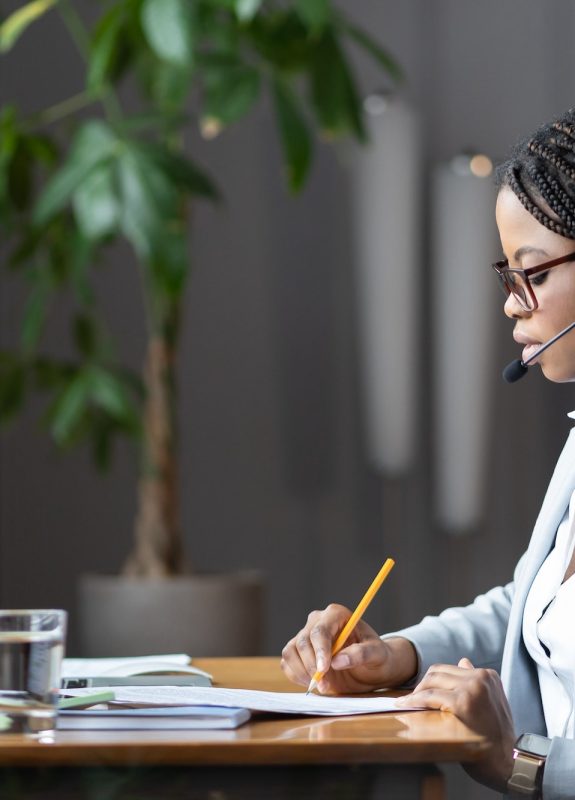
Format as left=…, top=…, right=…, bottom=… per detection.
left=58, top=705, right=250, bottom=730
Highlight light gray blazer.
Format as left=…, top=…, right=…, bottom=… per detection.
left=391, top=421, right=575, bottom=799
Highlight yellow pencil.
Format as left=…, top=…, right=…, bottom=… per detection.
left=306, top=557, right=395, bottom=695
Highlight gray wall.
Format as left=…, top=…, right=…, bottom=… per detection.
left=2, top=2, right=575, bottom=797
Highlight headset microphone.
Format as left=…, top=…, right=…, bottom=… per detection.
left=503, top=320, right=575, bottom=383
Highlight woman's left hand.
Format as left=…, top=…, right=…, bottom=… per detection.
left=395, top=657, right=516, bottom=791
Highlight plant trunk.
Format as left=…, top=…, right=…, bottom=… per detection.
left=123, top=333, right=185, bottom=576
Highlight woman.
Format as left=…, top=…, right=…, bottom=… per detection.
left=281, top=109, right=575, bottom=798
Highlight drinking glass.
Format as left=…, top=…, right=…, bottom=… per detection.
left=0, top=609, right=67, bottom=734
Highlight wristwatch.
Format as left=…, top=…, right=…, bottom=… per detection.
left=507, top=733, right=551, bottom=798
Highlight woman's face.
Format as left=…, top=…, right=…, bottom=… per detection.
left=495, top=187, right=575, bottom=383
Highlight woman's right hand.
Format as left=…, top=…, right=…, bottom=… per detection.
left=281, top=604, right=419, bottom=694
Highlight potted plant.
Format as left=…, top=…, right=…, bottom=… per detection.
left=0, top=0, right=400, bottom=656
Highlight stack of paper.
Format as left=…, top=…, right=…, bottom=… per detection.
left=58, top=656, right=224, bottom=730
left=58, top=667, right=418, bottom=730
left=61, top=685, right=410, bottom=717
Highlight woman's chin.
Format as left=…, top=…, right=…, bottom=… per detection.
left=540, top=360, right=575, bottom=383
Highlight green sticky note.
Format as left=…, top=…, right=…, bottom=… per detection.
left=58, top=691, right=115, bottom=710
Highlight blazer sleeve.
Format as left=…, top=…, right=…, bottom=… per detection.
left=540, top=737, right=575, bottom=800
left=383, top=552, right=528, bottom=682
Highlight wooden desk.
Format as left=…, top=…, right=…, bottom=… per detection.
left=0, top=657, right=487, bottom=800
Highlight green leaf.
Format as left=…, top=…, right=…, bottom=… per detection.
left=148, top=62, right=194, bottom=114
left=234, top=0, right=262, bottom=22
left=338, top=17, right=403, bottom=84
left=0, top=108, right=18, bottom=178
left=271, top=75, right=312, bottom=193
left=1, top=129, right=58, bottom=218
left=0, top=106, right=18, bottom=153
left=150, top=226, right=189, bottom=297
left=7, top=139, right=33, bottom=210
left=0, top=108, right=23, bottom=215
left=115, top=142, right=194, bottom=295
left=25, top=133, right=58, bottom=166
left=116, top=144, right=177, bottom=259
left=247, top=10, right=312, bottom=71
left=73, top=315, right=97, bottom=359
left=91, top=414, right=114, bottom=471
left=21, top=275, right=51, bottom=353
left=68, top=233, right=95, bottom=305
left=34, top=121, right=118, bottom=226
left=196, top=7, right=240, bottom=53
left=91, top=414, right=118, bottom=471
left=48, top=371, right=92, bottom=446
left=202, top=64, right=261, bottom=133
left=142, top=144, right=219, bottom=200
left=87, top=366, right=139, bottom=427
left=34, top=160, right=95, bottom=226
left=0, top=0, right=56, bottom=53
left=309, top=31, right=366, bottom=141
left=68, top=120, right=119, bottom=168
left=0, top=355, right=27, bottom=423
left=73, top=162, right=119, bottom=240
left=140, top=0, right=195, bottom=66
left=87, top=4, right=129, bottom=93
left=202, top=0, right=235, bottom=10
left=16, top=216, right=95, bottom=302
left=33, top=357, right=74, bottom=391
left=295, top=0, right=330, bottom=34
left=8, top=225, right=43, bottom=268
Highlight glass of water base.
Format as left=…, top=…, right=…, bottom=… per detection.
left=0, top=610, right=67, bottom=734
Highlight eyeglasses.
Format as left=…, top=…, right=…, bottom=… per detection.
left=491, top=251, right=575, bottom=311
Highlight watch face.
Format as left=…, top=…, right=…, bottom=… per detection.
left=516, top=733, right=551, bottom=758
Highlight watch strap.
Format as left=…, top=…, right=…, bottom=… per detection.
left=507, top=735, right=550, bottom=798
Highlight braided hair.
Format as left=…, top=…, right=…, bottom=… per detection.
left=495, top=109, right=575, bottom=239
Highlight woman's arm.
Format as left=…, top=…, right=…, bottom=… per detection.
left=386, top=578, right=517, bottom=683
left=387, top=553, right=528, bottom=683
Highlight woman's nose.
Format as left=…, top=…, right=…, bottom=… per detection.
left=504, top=292, right=531, bottom=319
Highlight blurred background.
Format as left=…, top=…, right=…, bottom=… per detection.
left=2, top=1, right=575, bottom=796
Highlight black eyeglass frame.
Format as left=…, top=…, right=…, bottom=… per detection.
left=491, top=251, right=575, bottom=311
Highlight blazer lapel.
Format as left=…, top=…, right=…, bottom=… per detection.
left=516, top=426, right=575, bottom=594
left=502, top=425, right=575, bottom=732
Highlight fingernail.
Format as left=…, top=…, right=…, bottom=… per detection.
left=332, top=654, right=350, bottom=669
left=316, top=654, right=326, bottom=672
left=318, top=679, right=329, bottom=693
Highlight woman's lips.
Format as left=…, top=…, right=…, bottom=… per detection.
left=522, top=342, right=543, bottom=364
left=513, top=331, right=543, bottom=365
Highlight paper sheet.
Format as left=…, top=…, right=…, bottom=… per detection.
left=61, top=685, right=414, bottom=716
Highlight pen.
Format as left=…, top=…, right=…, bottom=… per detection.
left=306, top=557, right=395, bottom=695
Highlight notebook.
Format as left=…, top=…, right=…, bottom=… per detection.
left=61, top=654, right=212, bottom=688
left=58, top=705, right=250, bottom=730
left=61, top=654, right=211, bottom=678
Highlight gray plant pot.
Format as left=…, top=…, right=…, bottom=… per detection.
left=78, top=571, right=264, bottom=657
